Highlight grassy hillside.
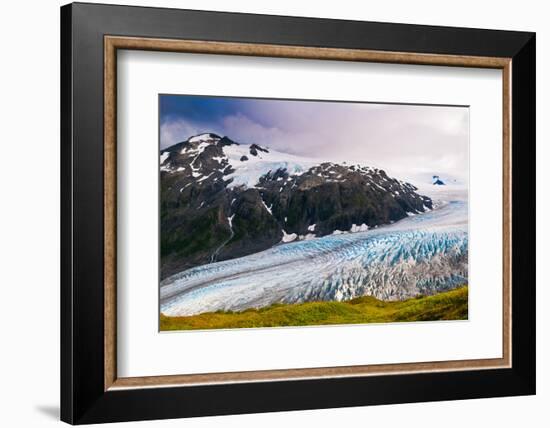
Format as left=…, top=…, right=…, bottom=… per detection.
left=160, top=286, right=468, bottom=331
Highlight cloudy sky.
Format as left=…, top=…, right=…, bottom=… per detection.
left=160, top=94, right=469, bottom=183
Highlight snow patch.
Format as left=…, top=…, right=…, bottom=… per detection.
left=221, top=144, right=320, bottom=189
left=281, top=230, right=297, bottom=243
left=261, top=199, right=273, bottom=215
left=350, top=223, right=369, bottom=233
left=197, top=172, right=214, bottom=182
left=188, top=133, right=220, bottom=143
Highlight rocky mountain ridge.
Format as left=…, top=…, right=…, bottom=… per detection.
left=160, top=133, right=433, bottom=279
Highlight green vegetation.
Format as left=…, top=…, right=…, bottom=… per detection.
left=160, top=286, right=468, bottom=331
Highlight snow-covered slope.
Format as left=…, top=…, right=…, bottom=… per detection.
left=162, top=133, right=326, bottom=188
left=220, top=143, right=319, bottom=188
left=161, top=133, right=417, bottom=193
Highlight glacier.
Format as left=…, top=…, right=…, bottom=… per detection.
left=160, top=186, right=468, bottom=317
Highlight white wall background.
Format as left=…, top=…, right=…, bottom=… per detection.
left=0, top=0, right=545, bottom=426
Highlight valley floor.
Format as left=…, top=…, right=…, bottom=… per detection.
left=161, top=185, right=468, bottom=317
left=160, top=285, right=468, bottom=331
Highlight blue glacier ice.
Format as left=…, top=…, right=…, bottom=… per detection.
left=160, top=186, right=468, bottom=316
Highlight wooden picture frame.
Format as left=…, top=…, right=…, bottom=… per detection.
left=61, top=2, right=535, bottom=424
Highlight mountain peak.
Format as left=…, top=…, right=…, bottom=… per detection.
left=432, top=175, right=445, bottom=186
left=187, top=133, right=221, bottom=143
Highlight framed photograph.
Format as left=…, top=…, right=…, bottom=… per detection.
left=61, top=2, right=535, bottom=424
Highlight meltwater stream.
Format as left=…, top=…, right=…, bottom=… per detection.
left=160, top=187, right=468, bottom=316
